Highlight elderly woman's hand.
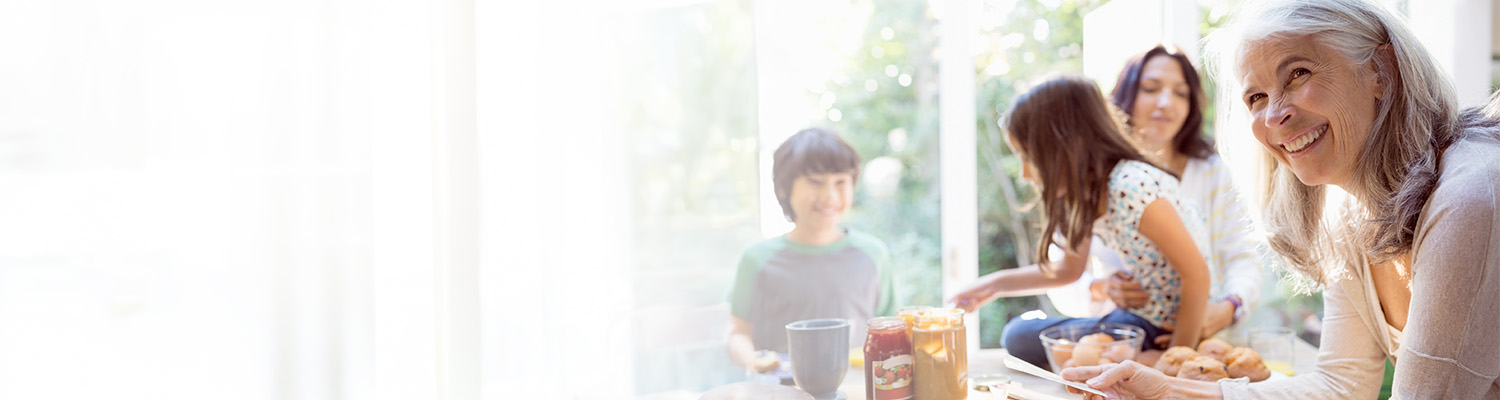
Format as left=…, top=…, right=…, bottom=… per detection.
left=1061, top=360, right=1173, bottom=400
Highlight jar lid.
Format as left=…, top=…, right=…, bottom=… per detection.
left=914, top=307, right=964, bottom=329
left=896, top=305, right=933, bottom=315
left=972, top=373, right=1014, bottom=394
left=972, top=373, right=1013, bottom=386
left=866, top=316, right=906, bottom=330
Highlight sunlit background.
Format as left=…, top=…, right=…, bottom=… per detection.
left=0, top=0, right=1494, bottom=399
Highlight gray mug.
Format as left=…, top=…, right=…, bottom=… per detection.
left=785, top=318, right=850, bottom=400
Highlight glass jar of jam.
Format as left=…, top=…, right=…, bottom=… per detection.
left=913, top=308, right=967, bottom=400
left=864, top=316, right=913, bottom=400
left=896, top=305, right=932, bottom=341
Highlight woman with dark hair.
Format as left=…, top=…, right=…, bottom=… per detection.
left=1061, top=0, right=1500, bottom=398
left=1111, top=44, right=1214, bottom=168
left=1053, top=44, right=1265, bottom=348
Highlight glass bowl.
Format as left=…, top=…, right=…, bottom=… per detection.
left=1038, top=323, right=1145, bottom=372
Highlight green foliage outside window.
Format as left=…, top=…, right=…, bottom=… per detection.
left=822, top=0, right=1112, bottom=347
left=825, top=0, right=945, bottom=309
left=972, top=0, right=1106, bottom=348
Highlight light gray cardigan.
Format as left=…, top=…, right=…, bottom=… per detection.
left=1221, top=129, right=1500, bottom=399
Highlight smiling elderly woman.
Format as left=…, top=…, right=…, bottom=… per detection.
left=1059, top=0, right=1500, bottom=398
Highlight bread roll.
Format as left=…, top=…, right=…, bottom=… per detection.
left=1049, top=341, right=1074, bottom=368
left=1101, top=342, right=1136, bottom=364
left=1225, top=348, right=1272, bottom=382
left=1153, top=346, right=1198, bottom=376
left=1177, top=356, right=1230, bottom=382
left=1196, top=338, right=1233, bottom=363
left=1071, top=342, right=1103, bottom=366
left=1079, top=333, right=1115, bottom=344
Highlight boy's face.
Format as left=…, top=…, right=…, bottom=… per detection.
left=789, top=171, right=855, bottom=228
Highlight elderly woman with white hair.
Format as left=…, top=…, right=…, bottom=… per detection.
left=1059, top=0, right=1500, bottom=398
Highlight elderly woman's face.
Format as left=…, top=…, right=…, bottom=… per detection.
left=1239, top=35, right=1383, bottom=188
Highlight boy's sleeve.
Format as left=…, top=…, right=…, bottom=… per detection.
left=728, top=252, right=758, bottom=319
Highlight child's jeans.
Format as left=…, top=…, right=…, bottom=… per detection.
left=999, top=308, right=1170, bottom=370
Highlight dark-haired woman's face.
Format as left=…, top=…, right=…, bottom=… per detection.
left=1130, top=55, right=1191, bottom=150
left=1239, top=36, right=1380, bottom=187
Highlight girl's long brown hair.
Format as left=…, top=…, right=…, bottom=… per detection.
left=1004, top=76, right=1165, bottom=274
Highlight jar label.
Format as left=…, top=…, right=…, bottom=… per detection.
left=872, top=354, right=913, bottom=400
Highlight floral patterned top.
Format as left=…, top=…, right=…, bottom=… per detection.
left=1092, top=160, right=1210, bottom=329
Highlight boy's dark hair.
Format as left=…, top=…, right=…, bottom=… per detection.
left=1110, top=43, right=1215, bottom=159
left=772, top=128, right=862, bottom=222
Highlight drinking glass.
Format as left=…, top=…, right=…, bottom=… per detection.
left=1250, top=327, right=1296, bottom=376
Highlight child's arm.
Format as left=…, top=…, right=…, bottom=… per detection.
left=1138, top=199, right=1211, bottom=348
left=727, top=315, right=777, bottom=372
left=950, top=236, right=1093, bottom=312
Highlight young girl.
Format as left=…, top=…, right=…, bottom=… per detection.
left=948, top=76, right=1212, bottom=369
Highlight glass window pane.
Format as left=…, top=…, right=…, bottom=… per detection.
left=619, top=1, right=761, bottom=395
left=973, top=0, right=1100, bottom=349
left=759, top=0, right=944, bottom=311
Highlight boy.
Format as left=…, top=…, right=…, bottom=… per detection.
left=727, top=127, right=896, bottom=372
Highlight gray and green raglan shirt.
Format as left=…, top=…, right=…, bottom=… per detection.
left=729, top=229, right=896, bottom=353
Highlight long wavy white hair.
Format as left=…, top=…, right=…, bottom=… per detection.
left=1203, top=0, right=1462, bottom=287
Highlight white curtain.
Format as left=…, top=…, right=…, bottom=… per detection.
left=476, top=1, right=637, bottom=397
left=0, top=0, right=804, bottom=398
left=0, top=0, right=483, bottom=398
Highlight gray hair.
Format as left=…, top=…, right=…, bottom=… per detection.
left=1204, top=0, right=1462, bottom=286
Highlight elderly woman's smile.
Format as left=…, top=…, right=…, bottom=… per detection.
left=1281, top=124, right=1329, bottom=153
left=1238, top=35, right=1382, bottom=188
